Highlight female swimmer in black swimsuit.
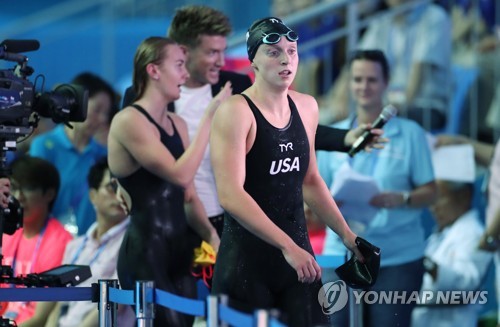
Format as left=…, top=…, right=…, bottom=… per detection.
left=108, top=36, right=229, bottom=326
left=210, top=18, right=365, bottom=327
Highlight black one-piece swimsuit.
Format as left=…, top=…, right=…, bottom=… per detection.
left=211, top=94, right=329, bottom=327
left=116, top=104, right=199, bottom=327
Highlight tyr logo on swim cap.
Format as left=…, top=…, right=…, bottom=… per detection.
left=246, top=17, right=298, bottom=62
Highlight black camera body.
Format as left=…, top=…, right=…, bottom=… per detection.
left=0, top=40, right=88, bottom=129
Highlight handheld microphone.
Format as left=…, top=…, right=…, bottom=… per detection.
left=348, top=105, right=397, bottom=157
left=0, top=39, right=40, bottom=53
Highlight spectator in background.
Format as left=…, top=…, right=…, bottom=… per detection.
left=324, top=0, right=451, bottom=130
left=72, top=72, right=120, bottom=147
left=2, top=156, right=73, bottom=324
left=427, top=132, right=500, bottom=325
left=272, top=0, right=343, bottom=98
left=21, top=158, right=134, bottom=327
left=359, top=0, right=451, bottom=130
left=451, top=0, right=499, bottom=142
left=411, top=180, right=492, bottom=327
left=29, top=72, right=119, bottom=236
left=318, top=50, right=436, bottom=327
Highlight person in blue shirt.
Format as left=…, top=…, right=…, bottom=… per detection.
left=29, top=72, right=119, bottom=235
left=317, top=49, right=437, bottom=327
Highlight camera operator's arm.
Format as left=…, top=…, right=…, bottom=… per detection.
left=0, top=177, right=10, bottom=208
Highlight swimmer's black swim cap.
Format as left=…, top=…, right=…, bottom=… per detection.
left=246, top=17, right=298, bottom=62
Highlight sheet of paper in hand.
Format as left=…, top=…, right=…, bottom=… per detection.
left=330, top=162, right=380, bottom=226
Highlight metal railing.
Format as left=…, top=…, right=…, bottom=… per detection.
left=0, top=255, right=345, bottom=326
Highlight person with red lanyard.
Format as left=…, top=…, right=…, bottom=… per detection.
left=1, top=156, right=73, bottom=324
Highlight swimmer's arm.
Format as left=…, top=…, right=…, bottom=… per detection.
left=298, top=92, right=363, bottom=261
left=184, top=183, right=220, bottom=251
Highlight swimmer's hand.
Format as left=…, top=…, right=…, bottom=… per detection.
left=282, top=244, right=321, bottom=284
left=206, top=81, right=232, bottom=117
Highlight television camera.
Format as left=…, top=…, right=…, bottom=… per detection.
left=0, top=39, right=88, bottom=143
left=0, top=38, right=88, bottom=228
left=0, top=40, right=90, bottom=317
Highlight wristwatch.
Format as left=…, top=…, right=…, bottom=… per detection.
left=402, top=191, right=411, bottom=206
left=423, top=257, right=437, bottom=273
left=485, top=235, right=499, bottom=250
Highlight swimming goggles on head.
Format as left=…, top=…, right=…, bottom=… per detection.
left=262, top=30, right=299, bottom=45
